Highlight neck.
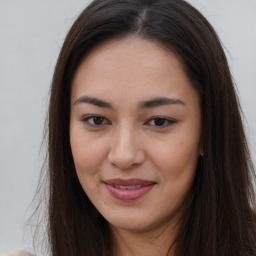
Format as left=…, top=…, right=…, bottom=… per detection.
left=111, top=222, right=177, bottom=256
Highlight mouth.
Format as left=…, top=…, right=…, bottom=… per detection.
left=111, top=184, right=146, bottom=189
left=104, top=179, right=156, bottom=201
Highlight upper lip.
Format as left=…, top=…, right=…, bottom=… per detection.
left=104, top=178, right=156, bottom=186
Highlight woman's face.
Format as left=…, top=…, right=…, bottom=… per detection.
left=70, top=38, right=202, bottom=234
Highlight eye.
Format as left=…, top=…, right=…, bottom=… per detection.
left=146, top=117, right=176, bottom=128
left=82, top=115, right=110, bottom=127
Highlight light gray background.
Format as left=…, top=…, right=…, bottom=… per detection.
left=0, top=0, right=255, bottom=254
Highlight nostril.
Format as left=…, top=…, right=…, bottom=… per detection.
left=107, top=147, right=145, bottom=170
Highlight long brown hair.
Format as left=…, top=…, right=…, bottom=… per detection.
left=39, top=0, right=256, bottom=255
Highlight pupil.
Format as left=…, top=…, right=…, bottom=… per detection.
left=154, top=118, right=165, bottom=126
left=93, top=117, right=103, bottom=125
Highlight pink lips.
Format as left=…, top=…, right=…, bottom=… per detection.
left=104, top=179, right=155, bottom=201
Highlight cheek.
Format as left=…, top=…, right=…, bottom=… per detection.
left=70, top=127, right=107, bottom=179
left=70, top=134, right=106, bottom=200
left=151, top=138, right=199, bottom=210
left=150, top=134, right=200, bottom=180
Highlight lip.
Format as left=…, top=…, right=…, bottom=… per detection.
left=104, top=179, right=156, bottom=201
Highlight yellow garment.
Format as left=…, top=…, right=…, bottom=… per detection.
left=5, top=251, right=32, bottom=256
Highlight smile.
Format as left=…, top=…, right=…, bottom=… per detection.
left=112, top=185, right=144, bottom=189
left=104, top=179, right=156, bottom=201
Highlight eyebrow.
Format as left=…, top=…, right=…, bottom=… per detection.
left=139, top=97, right=185, bottom=108
left=74, top=96, right=113, bottom=109
left=73, top=96, right=185, bottom=109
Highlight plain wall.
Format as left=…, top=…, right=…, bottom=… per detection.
left=0, top=0, right=255, bottom=254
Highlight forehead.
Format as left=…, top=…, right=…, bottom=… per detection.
left=71, top=37, right=198, bottom=106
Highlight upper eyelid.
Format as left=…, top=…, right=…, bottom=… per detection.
left=81, top=115, right=176, bottom=124
left=82, top=115, right=111, bottom=125
left=81, top=114, right=106, bottom=119
left=82, top=114, right=108, bottom=120
left=145, top=116, right=177, bottom=127
left=146, top=116, right=176, bottom=122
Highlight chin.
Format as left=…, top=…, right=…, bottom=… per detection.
left=106, top=214, right=162, bottom=233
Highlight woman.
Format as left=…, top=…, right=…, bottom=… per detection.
left=37, top=0, right=256, bottom=255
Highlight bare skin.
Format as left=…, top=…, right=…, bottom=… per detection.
left=70, top=37, right=202, bottom=256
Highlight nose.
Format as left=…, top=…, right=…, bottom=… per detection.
left=107, top=125, right=146, bottom=170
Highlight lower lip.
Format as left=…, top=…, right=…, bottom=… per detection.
left=105, top=183, right=155, bottom=201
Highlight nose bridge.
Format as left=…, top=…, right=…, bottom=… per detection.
left=108, top=121, right=145, bottom=169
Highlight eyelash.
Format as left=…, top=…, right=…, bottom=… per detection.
left=82, top=115, right=111, bottom=127
left=146, top=116, right=176, bottom=127
left=82, top=115, right=176, bottom=128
